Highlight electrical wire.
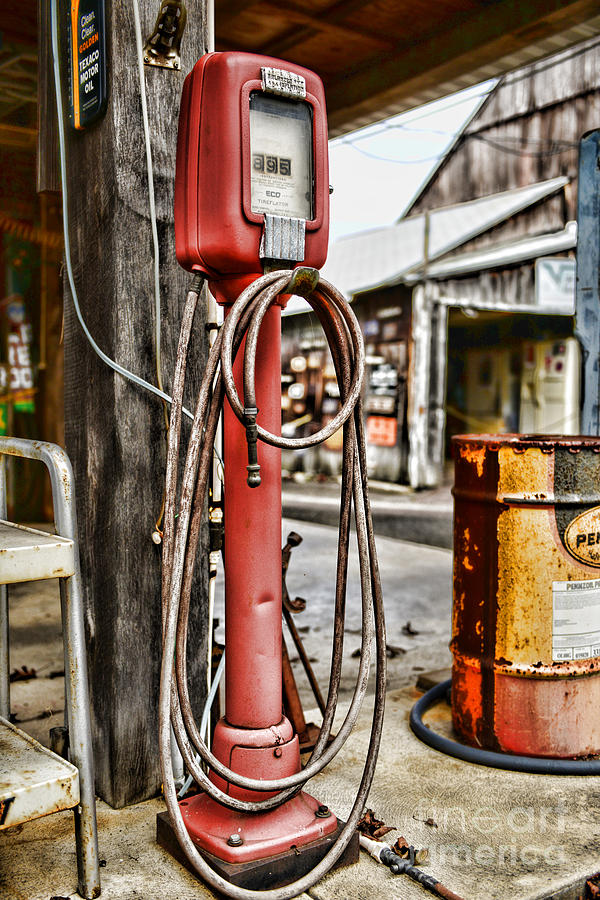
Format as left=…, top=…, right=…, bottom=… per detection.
left=50, top=0, right=195, bottom=422
left=338, top=35, right=600, bottom=167
left=470, top=132, right=578, bottom=158
left=343, top=143, right=448, bottom=165
left=342, top=129, right=579, bottom=166
left=132, top=0, right=164, bottom=399
left=160, top=269, right=386, bottom=898
left=334, top=84, right=497, bottom=147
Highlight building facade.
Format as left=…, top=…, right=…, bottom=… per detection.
left=283, top=35, right=599, bottom=486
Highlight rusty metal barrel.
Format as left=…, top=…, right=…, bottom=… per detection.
left=452, top=434, right=600, bottom=758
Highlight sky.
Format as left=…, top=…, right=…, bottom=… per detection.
left=328, top=80, right=497, bottom=244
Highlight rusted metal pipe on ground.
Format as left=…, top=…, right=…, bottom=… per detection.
left=282, top=606, right=327, bottom=717
left=360, top=835, right=466, bottom=900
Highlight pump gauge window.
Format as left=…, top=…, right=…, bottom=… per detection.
left=249, top=93, right=314, bottom=221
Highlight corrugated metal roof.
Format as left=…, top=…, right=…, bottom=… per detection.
left=284, top=175, right=568, bottom=315
left=403, top=220, right=577, bottom=282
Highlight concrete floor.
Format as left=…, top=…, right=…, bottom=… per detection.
left=2, top=520, right=600, bottom=900
left=282, top=474, right=454, bottom=549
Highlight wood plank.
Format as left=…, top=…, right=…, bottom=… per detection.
left=255, top=1, right=394, bottom=51
left=37, top=0, right=60, bottom=193
left=409, top=40, right=600, bottom=219
left=0, top=124, right=36, bottom=150
left=62, top=0, right=210, bottom=807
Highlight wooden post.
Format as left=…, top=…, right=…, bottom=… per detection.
left=61, top=0, right=209, bottom=807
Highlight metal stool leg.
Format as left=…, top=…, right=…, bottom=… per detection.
left=0, top=456, right=8, bottom=719
left=60, top=569, right=101, bottom=898
left=0, top=438, right=100, bottom=899
left=49, top=446, right=100, bottom=900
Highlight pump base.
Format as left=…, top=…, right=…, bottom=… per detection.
left=179, top=788, right=337, bottom=862
left=157, top=811, right=358, bottom=890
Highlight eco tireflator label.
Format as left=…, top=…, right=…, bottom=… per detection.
left=552, top=578, right=600, bottom=661
left=69, top=0, right=107, bottom=130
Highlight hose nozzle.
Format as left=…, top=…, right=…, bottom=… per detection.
left=244, top=406, right=261, bottom=488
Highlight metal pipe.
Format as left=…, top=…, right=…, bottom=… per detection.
left=360, top=835, right=466, bottom=900
left=165, top=273, right=376, bottom=800
left=282, top=605, right=326, bottom=717
left=223, top=303, right=282, bottom=727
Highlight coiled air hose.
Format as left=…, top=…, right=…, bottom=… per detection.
left=160, top=269, right=386, bottom=899
left=410, top=679, right=600, bottom=775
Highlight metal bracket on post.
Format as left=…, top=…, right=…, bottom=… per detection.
left=260, top=215, right=306, bottom=264
left=143, top=0, right=187, bottom=69
left=575, top=130, right=600, bottom=435
left=286, top=267, right=319, bottom=298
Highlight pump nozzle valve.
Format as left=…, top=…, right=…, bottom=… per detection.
left=244, top=407, right=261, bottom=488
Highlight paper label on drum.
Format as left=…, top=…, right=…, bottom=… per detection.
left=552, top=578, right=600, bottom=661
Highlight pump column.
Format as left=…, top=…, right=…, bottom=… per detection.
left=207, top=295, right=304, bottom=810
left=223, top=302, right=283, bottom=727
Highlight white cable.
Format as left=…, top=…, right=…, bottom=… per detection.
left=206, top=0, right=215, bottom=52
left=132, top=0, right=164, bottom=393
left=178, top=649, right=225, bottom=797
left=50, top=0, right=194, bottom=421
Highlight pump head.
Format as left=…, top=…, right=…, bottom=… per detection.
left=174, top=51, right=330, bottom=303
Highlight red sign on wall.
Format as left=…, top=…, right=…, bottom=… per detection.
left=366, top=416, right=397, bottom=447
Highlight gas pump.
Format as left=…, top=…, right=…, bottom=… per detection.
left=159, top=51, right=386, bottom=897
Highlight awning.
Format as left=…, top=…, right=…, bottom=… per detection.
left=284, top=175, right=569, bottom=314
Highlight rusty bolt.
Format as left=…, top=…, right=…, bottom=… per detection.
left=315, top=805, right=331, bottom=818
left=227, top=833, right=243, bottom=847
left=273, top=747, right=282, bottom=758
left=286, top=531, right=302, bottom=548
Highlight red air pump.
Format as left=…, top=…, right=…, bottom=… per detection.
left=174, top=51, right=329, bottom=303
left=160, top=50, right=385, bottom=897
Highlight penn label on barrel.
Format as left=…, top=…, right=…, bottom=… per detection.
left=451, top=434, right=600, bottom=758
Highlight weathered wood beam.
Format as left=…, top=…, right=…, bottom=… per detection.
left=0, top=0, right=37, bottom=47
left=62, top=0, right=210, bottom=807
left=37, top=0, right=59, bottom=192
left=575, top=130, right=600, bottom=434
left=215, top=0, right=263, bottom=29
left=254, top=0, right=394, bottom=55
left=325, top=0, right=600, bottom=134
left=0, top=124, right=36, bottom=150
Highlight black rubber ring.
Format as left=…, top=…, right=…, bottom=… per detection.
left=409, top=679, right=600, bottom=775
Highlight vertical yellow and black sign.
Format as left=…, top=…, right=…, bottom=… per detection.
left=68, top=0, right=107, bottom=129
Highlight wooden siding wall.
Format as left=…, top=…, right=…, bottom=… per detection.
left=410, top=36, right=600, bottom=235
left=438, top=264, right=537, bottom=307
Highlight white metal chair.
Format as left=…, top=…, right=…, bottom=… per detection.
left=0, top=437, right=100, bottom=899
